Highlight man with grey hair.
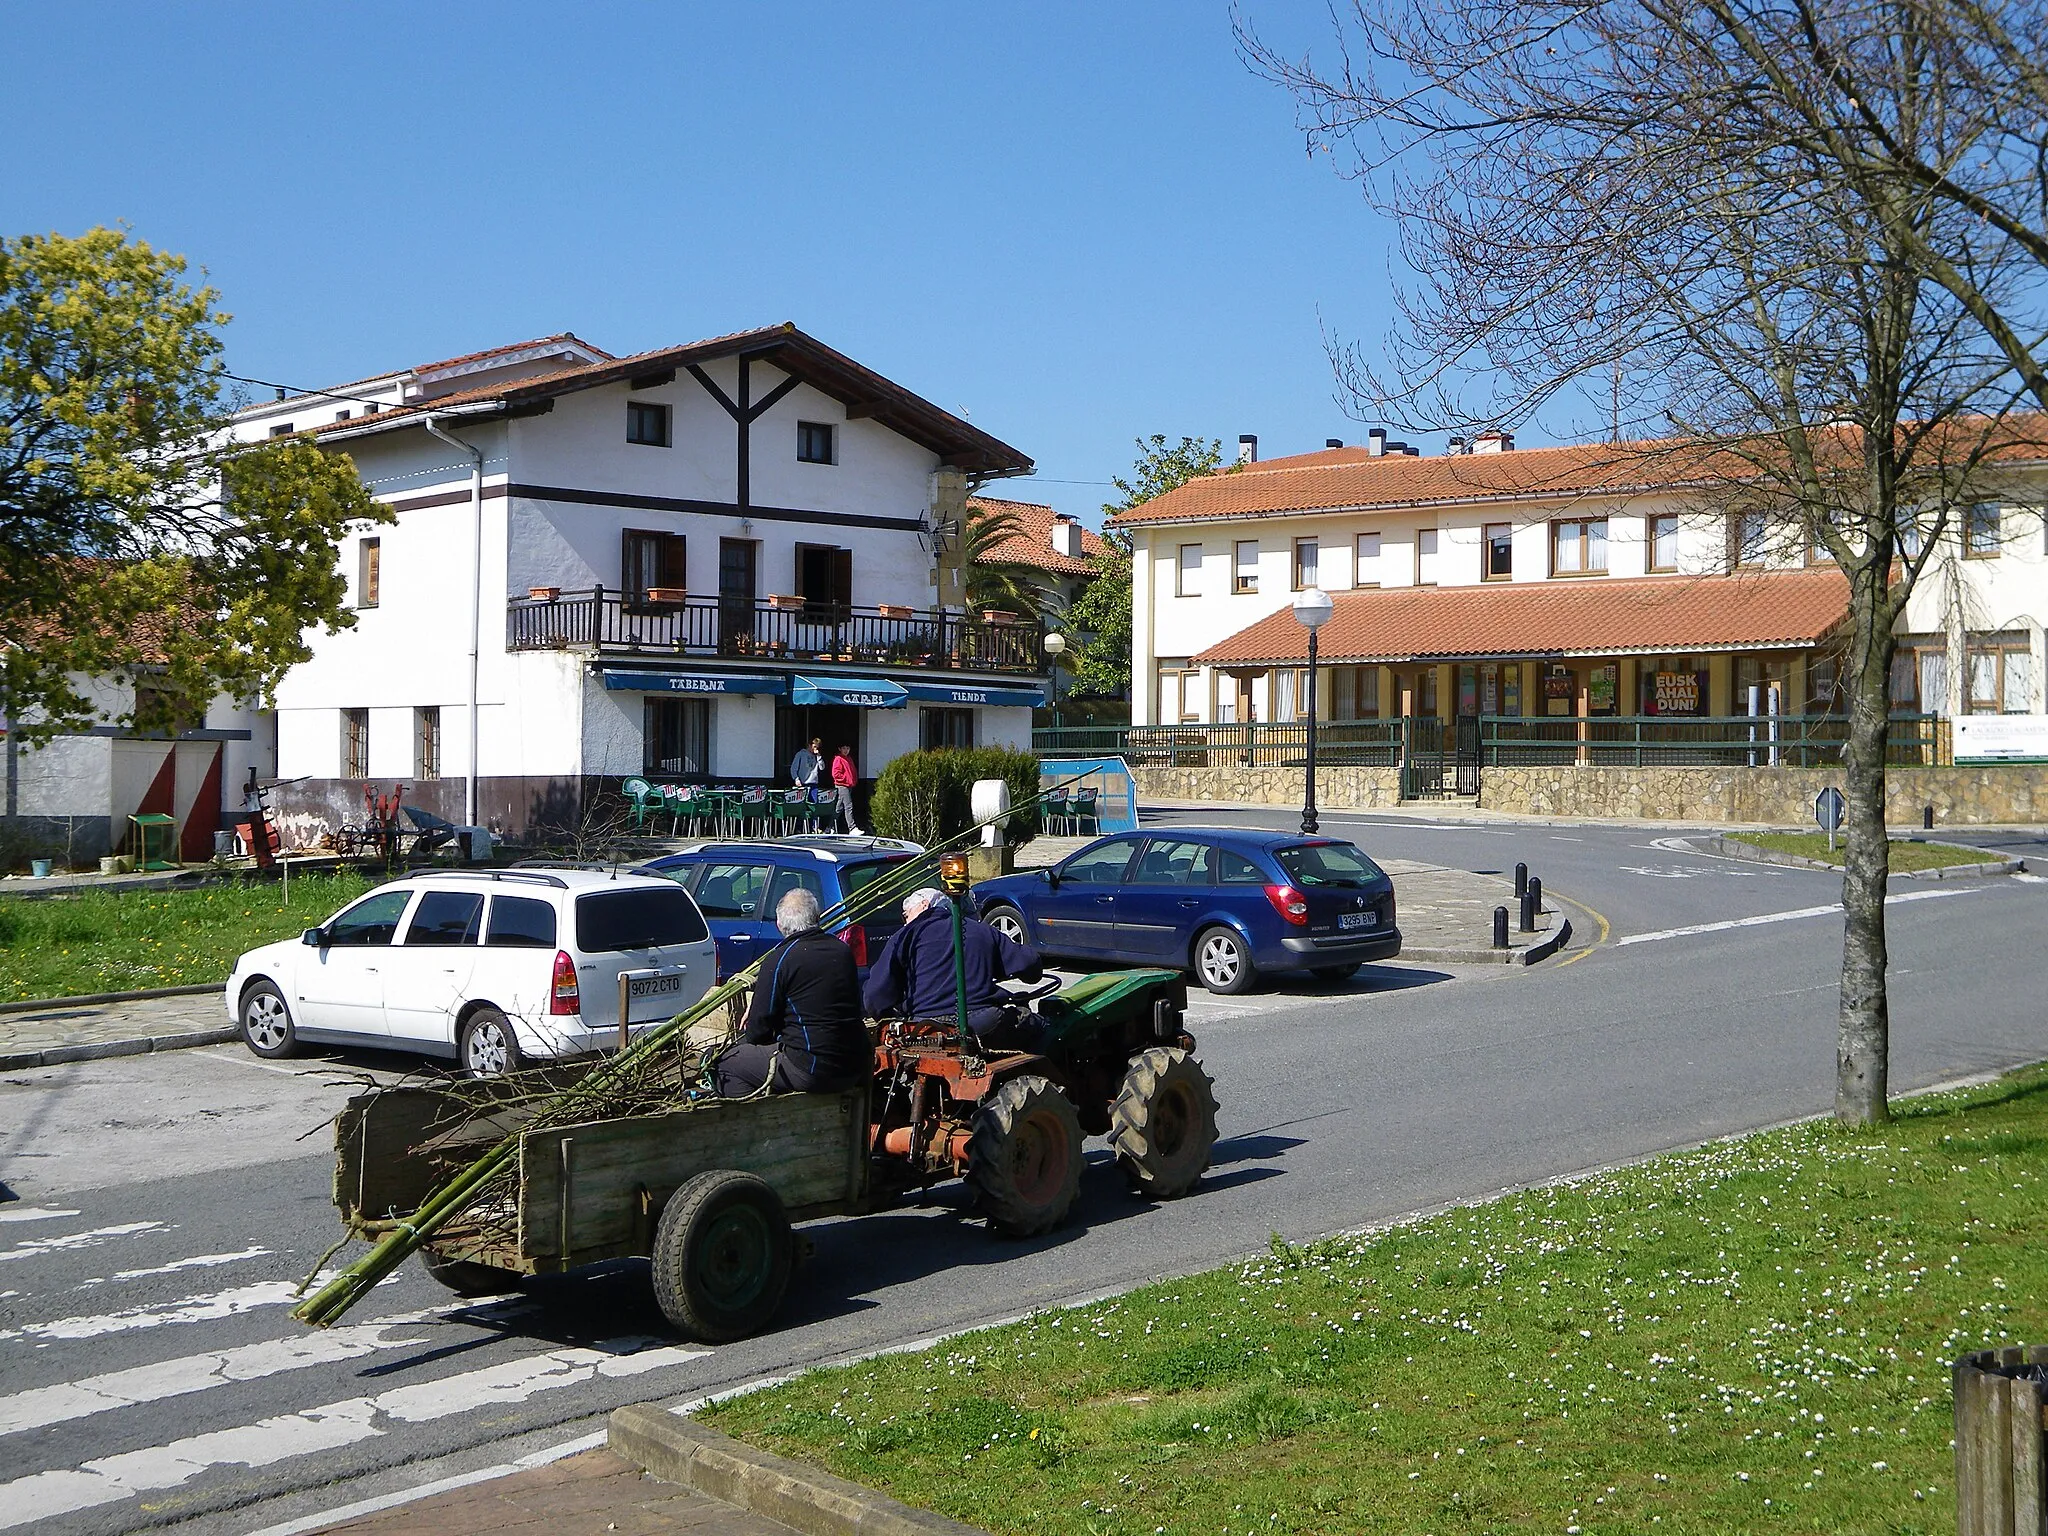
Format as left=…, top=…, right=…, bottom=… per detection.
left=863, top=879, right=1045, bottom=1048
left=716, top=887, right=869, bottom=1096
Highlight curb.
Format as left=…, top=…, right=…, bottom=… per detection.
left=1703, top=835, right=2022, bottom=879
left=0, top=1025, right=237, bottom=1072
left=1519, top=915, right=1573, bottom=965
left=1399, top=945, right=1516, bottom=966
left=0, top=982, right=221, bottom=1016
left=609, top=1404, right=988, bottom=1536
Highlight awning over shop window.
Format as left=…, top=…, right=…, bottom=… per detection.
left=901, top=681, right=1045, bottom=708
left=789, top=675, right=909, bottom=708
left=601, top=670, right=786, bottom=695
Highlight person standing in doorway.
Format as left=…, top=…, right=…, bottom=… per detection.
left=790, top=736, right=824, bottom=790
left=830, top=743, right=862, bottom=834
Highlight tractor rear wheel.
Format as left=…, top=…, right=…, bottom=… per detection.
left=652, top=1169, right=793, bottom=1342
left=967, top=1075, right=1083, bottom=1237
left=1111, top=1047, right=1218, bottom=1200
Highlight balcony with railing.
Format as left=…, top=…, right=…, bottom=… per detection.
left=507, top=588, right=1047, bottom=675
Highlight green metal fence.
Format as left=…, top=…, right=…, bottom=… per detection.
left=1478, top=713, right=1943, bottom=769
left=1031, top=720, right=1405, bottom=768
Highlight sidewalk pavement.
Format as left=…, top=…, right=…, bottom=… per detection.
left=0, top=989, right=230, bottom=1070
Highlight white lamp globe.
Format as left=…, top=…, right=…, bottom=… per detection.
left=1293, top=587, right=1335, bottom=631
left=1043, top=631, right=1068, bottom=658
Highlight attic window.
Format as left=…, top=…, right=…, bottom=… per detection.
left=627, top=400, right=672, bottom=447
left=268, top=423, right=293, bottom=438
left=797, top=421, right=836, bottom=464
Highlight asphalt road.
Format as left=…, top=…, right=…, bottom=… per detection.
left=4, top=817, right=2044, bottom=1536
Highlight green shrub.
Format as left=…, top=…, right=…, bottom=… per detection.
left=870, top=746, right=1043, bottom=849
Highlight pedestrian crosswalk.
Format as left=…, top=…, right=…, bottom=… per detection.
left=0, top=1199, right=718, bottom=1535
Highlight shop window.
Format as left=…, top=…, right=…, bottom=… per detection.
left=1292, top=537, right=1319, bottom=590
left=622, top=529, right=687, bottom=601
left=341, top=708, right=369, bottom=778
left=1233, top=541, right=1259, bottom=594
left=1650, top=515, right=1678, bottom=572
left=1418, top=667, right=1440, bottom=715
left=1175, top=544, right=1202, bottom=597
left=1483, top=523, right=1512, bottom=580
left=1333, top=666, right=1380, bottom=720
left=626, top=400, right=672, bottom=447
left=1641, top=657, right=1706, bottom=715
left=1416, top=528, right=1439, bottom=585
left=1354, top=532, right=1380, bottom=588
left=1807, top=657, right=1842, bottom=712
left=1966, top=501, right=2003, bottom=557
left=1966, top=642, right=2034, bottom=712
left=358, top=537, right=381, bottom=609
left=644, top=697, right=710, bottom=775
left=416, top=706, right=441, bottom=780
left=1274, top=668, right=1309, bottom=722
left=1551, top=517, right=1609, bottom=575
left=921, top=707, right=975, bottom=750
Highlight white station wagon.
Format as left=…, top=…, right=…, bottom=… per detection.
left=225, top=868, right=716, bottom=1076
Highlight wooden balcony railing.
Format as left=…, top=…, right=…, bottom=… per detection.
left=507, top=588, right=1047, bottom=675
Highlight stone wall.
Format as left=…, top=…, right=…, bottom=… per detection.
left=1131, top=764, right=1402, bottom=810
left=1480, top=764, right=2048, bottom=824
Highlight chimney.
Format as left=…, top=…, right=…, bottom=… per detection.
left=1325, top=437, right=1344, bottom=450
left=1367, top=428, right=1387, bottom=458
left=1050, top=516, right=1083, bottom=559
left=1474, top=430, right=1514, bottom=454
left=1237, top=434, right=1258, bottom=464
left=1448, top=435, right=1466, bottom=454
left=274, top=386, right=287, bottom=401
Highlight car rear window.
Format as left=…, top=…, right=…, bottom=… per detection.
left=576, top=886, right=711, bottom=951
left=1276, top=841, right=1387, bottom=888
left=486, top=894, right=557, bottom=948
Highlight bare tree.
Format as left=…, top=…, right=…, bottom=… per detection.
left=1238, top=0, right=2044, bottom=1124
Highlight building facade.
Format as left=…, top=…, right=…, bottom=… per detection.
left=233, top=326, right=1044, bottom=840
left=1117, top=430, right=2048, bottom=735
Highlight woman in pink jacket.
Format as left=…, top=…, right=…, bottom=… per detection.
left=830, top=744, right=862, bottom=834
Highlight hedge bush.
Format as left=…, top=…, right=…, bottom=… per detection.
left=870, top=747, right=1043, bottom=850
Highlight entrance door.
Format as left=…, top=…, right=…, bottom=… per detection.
left=774, top=704, right=864, bottom=788
left=718, top=538, right=757, bottom=654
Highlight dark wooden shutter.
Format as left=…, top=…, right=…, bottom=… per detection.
left=832, top=548, right=852, bottom=608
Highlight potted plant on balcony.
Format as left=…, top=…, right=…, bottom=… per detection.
left=980, top=608, right=1019, bottom=626
left=876, top=602, right=914, bottom=621
left=645, top=586, right=687, bottom=605
left=527, top=585, right=561, bottom=601
left=765, top=593, right=805, bottom=612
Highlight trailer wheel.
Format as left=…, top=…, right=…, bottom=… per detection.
left=1111, top=1047, right=1218, bottom=1200
left=968, top=1075, right=1082, bottom=1237
left=651, top=1169, right=792, bottom=1342
left=421, top=1248, right=519, bottom=1298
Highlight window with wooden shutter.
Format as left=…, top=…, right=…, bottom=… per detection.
left=622, top=530, right=687, bottom=602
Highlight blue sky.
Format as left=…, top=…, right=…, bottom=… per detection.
left=4, top=2, right=1508, bottom=524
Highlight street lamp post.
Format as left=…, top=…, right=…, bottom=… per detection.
left=1043, top=631, right=1067, bottom=734
left=1293, top=588, right=1334, bottom=835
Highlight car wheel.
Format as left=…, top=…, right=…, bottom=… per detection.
left=1311, top=962, right=1363, bottom=983
left=460, top=1006, right=523, bottom=1079
left=240, top=980, right=298, bottom=1059
left=1193, top=926, right=1255, bottom=996
left=985, top=905, right=1029, bottom=946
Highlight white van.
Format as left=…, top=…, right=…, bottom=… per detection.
left=224, top=868, right=716, bottom=1076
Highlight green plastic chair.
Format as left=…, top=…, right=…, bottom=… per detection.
left=771, top=789, right=809, bottom=836
left=1070, top=789, right=1099, bottom=837
left=1044, top=790, right=1072, bottom=836
left=621, top=777, right=654, bottom=831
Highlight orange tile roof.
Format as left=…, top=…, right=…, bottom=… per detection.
left=1116, top=424, right=2048, bottom=527
left=412, top=332, right=612, bottom=375
left=969, top=496, right=1106, bottom=576
left=1192, top=568, right=1851, bottom=666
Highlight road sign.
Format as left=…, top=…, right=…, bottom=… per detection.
left=1815, top=786, right=1845, bottom=852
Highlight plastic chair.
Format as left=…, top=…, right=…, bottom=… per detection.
left=664, top=785, right=698, bottom=837
left=738, top=787, right=770, bottom=837
left=621, top=777, right=655, bottom=831
left=807, top=786, right=835, bottom=832
left=1070, top=789, right=1099, bottom=837
left=1044, top=790, right=1072, bottom=836
left=771, top=789, right=809, bottom=836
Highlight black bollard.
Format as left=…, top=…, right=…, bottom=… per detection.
left=1493, top=905, right=1510, bottom=949
left=1923, top=804, right=1935, bottom=830
left=1518, top=886, right=1536, bottom=933
left=1514, top=861, right=1528, bottom=898
left=1529, top=875, right=1543, bottom=916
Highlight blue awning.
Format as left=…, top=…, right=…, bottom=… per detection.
left=601, top=670, right=786, bottom=696
left=901, top=681, right=1046, bottom=709
left=789, top=675, right=909, bottom=708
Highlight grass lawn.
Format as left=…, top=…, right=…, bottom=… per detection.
left=707, top=1068, right=2048, bottom=1535
left=0, top=873, right=375, bottom=1001
left=1731, top=830, right=2004, bottom=873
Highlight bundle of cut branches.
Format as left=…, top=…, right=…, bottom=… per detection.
left=292, top=779, right=1080, bottom=1328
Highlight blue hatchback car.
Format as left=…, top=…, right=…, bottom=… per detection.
left=639, top=835, right=922, bottom=980
left=970, top=827, right=1400, bottom=995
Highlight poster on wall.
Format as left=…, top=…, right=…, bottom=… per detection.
left=1458, top=665, right=1479, bottom=717
left=1481, top=664, right=1499, bottom=715
left=1652, top=670, right=1704, bottom=715
left=1502, top=667, right=1522, bottom=716
left=1589, top=665, right=1618, bottom=713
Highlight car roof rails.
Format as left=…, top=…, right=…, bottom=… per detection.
left=415, top=868, right=571, bottom=889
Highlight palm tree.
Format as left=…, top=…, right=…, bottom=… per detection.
left=963, top=499, right=1061, bottom=619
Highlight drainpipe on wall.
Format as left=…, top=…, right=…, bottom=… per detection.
left=424, top=415, right=485, bottom=826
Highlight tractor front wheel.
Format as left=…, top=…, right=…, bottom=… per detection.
left=967, top=1075, right=1082, bottom=1237
left=1111, top=1047, right=1218, bottom=1200
left=652, top=1169, right=793, bottom=1342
